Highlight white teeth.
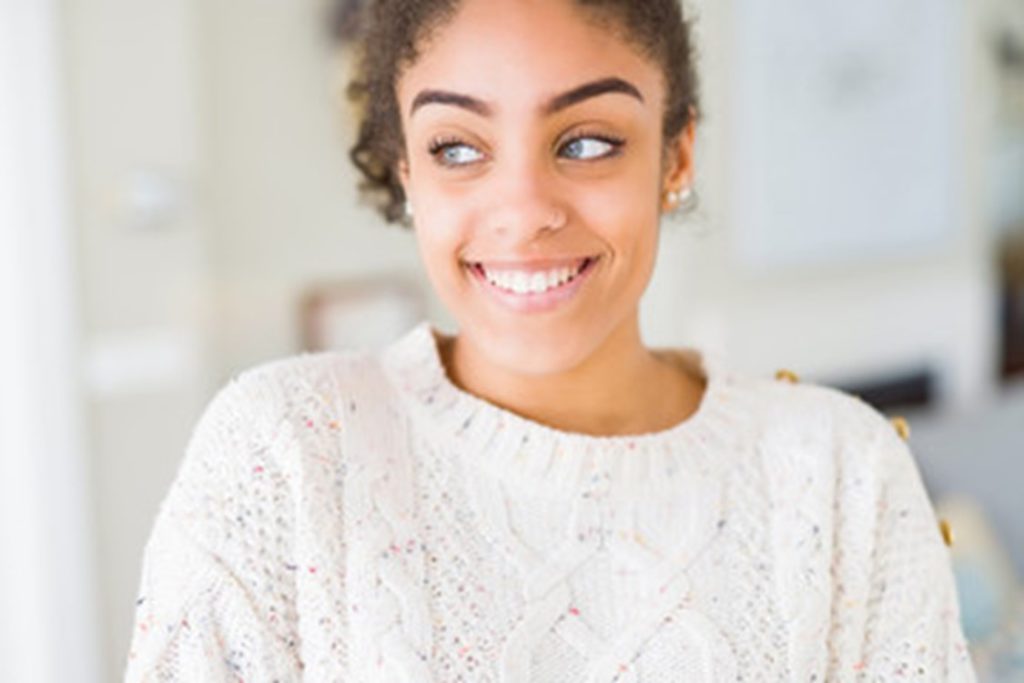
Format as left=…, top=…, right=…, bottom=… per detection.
left=477, top=260, right=588, bottom=294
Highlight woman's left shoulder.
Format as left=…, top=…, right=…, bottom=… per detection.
left=726, top=368, right=914, bottom=479
left=726, top=372, right=973, bottom=679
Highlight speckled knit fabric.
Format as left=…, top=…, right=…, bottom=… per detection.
left=125, top=321, right=977, bottom=682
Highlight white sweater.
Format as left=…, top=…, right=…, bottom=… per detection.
left=125, top=322, right=977, bottom=681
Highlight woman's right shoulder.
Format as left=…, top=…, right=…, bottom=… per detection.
left=175, top=347, right=397, bottom=486
left=128, top=348, right=385, bottom=678
left=198, top=348, right=387, bottom=437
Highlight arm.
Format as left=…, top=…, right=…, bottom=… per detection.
left=858, top=414, right=977, bottom=682
left=124, top=372, right=304, bottom=682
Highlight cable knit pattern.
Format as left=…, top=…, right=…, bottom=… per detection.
left=125, top=321, right=977, bottom=681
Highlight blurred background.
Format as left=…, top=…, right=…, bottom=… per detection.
left=1, top=0, right=1022, bottom=680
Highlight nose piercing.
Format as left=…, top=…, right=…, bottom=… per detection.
left=545, top=207, right=567, bottom=230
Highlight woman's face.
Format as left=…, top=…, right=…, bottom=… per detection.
left=396, top=0, right=693, bottom=375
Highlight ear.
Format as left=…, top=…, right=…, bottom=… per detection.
left=396, top=156, right=411, bottom=197
left=661, top=116, right=697, bottom=195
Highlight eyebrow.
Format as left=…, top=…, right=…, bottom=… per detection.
left=409, top=76, right=644, bottom=118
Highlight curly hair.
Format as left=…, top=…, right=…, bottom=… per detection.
left=334, top=0, right=701, bottom=225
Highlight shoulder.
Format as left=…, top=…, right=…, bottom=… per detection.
left=197, top=348, right=384, bottom=440
left=734, top=368, right=897, bottom=437
left=722, top=367, right=911, bottom=481
left=172, top=348, right=398, bottom=494
left=724, top=368, right=939, bottom=543
left=158, top=348, right=395, bottom=539
left=224, top=348, right=372, bottom=412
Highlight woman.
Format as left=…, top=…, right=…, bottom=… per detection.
left=126, top=0, right=977, bottom=680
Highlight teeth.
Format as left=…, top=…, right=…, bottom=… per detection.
left=478, top=260, right=587, bottom=294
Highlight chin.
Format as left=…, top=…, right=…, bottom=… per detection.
left=463, top=314, right=603, bottom=377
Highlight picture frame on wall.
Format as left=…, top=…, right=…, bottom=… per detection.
left=300, top=275, right=427, bottom=353
left=730, top=0, right=962, bottom=271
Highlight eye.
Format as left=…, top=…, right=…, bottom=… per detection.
left=559, top=133, right=625, bottom=161
left=427, top=136, right=485, bottom=168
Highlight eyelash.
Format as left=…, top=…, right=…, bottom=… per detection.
left=426, top=130, right=626, bottom=168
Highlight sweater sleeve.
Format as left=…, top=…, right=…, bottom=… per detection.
left=124, top=370, right=305, bottom=682
left=858, top=409, right=977, bottom=681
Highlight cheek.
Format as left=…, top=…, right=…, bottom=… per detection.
left=411, top=197, right=475, bottom=297
left=410, top=170, right=494, bottom=269
left=575, top=141, right=660, bottom=217
left=577, top=173, right=661, bottom=262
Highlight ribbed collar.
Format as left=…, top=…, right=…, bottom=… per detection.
left=380, top=321, right=754, bottom=500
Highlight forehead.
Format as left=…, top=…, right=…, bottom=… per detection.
left=396, top=0, right=664, bottom=116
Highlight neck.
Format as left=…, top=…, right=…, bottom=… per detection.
left=440, top=316, right=705, bottom=436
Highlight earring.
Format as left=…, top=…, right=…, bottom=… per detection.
left=677, top=186, right=693, bottom=207
left=403, top=200, right=414, bottom=220
left=664, top=186, right=694, bottom=215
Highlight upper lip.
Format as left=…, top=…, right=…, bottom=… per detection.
left=464, top=255, right=599, bottom=272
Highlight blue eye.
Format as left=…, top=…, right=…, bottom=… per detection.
left=560, top=136, right=623, bottom=160
left=427, top=132, right=625, bottom=168
left=428, top=138, right=485, bottom=167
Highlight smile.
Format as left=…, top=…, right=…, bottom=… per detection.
left=464, top=256, right=600, bottom=313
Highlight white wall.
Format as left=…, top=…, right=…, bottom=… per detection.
left=0, top=2, right=100, bottom=681
left=61, top=0, right=211, bottom=678
left=643, top=0, right=999, bottom=412
left=198, top=0, right=432, bottom=375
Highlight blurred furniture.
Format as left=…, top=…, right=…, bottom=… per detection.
left=936, top=496, right=1024, bottom=681
left=906, top=379, right=1024, bottom=576
left=300, top=276, right=426, bottom=353
left=901, top=374, right=1024, bottom=680
left=835, top=368, right=937, bottom=412
left=1000, top=227, right=1024, bottom=379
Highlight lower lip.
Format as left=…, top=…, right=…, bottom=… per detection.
left=467, top=257, right=600, bottom=314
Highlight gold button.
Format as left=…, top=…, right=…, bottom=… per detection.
left=939, top=518, right=954, bottom=547
left=775, top=369, right=799, bottom=383
left=890, top=416, right=911, bottom=441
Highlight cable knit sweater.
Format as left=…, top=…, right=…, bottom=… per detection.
left=125, top=321, right=977, bottom=681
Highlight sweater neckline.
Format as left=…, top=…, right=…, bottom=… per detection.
left=381, top=321, right=752, bottom=499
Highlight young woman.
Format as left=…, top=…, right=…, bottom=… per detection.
left=126, top=0, right=977, bottom=680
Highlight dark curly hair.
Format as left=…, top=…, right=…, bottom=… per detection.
left=332, top=0, right=701, bottom=225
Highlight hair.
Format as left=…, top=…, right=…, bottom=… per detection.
left=333, top=0, right=701, bottom=225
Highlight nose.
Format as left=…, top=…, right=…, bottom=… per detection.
left=481, top=151, right=569, bottom=240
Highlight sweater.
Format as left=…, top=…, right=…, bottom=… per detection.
left=124, top=321, right=977, bottom=682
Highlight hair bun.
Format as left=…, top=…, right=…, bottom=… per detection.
left=328, top=0, right=369, bottom=44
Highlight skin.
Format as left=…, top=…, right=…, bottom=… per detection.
left=395, top=0, right=703, bottom=436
